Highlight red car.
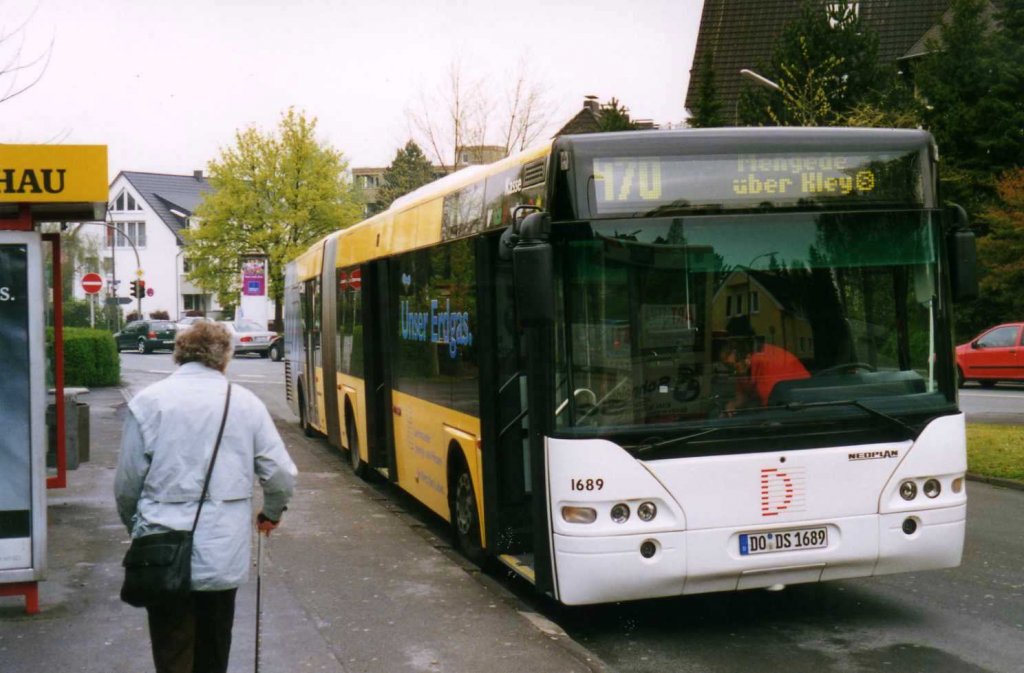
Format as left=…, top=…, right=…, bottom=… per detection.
left=955, top=322, right=1024, bottom=387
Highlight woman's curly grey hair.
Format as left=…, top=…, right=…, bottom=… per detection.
left=174, top=321, right=234, bottom=371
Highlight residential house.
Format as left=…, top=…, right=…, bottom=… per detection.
left=686, top=0, right=956, bottom=123
left=75, top=170, right=268, bottom=322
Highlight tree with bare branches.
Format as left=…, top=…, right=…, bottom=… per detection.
left=0, top=5, right=53, bottom=105
left=406, top=59, right=554, bottom=172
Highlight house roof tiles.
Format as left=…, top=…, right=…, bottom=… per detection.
left=686, top=0, right=954, bottom=122
left=118, top=171, right=212, bottom=244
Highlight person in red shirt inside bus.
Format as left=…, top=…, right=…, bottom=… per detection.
left=719, top=319, right=811, bottom=412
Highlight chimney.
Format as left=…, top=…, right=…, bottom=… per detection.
left=584, top=95, right=600, bottom=112
left=193, top=170, right=204, bottom=181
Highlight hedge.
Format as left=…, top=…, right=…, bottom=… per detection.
left=47, top=327, right=121, bottom=387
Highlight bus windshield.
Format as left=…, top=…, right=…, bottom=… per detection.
left=553, top=210, right=951, bottom=442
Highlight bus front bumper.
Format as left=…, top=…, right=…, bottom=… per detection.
left=551, top=505, right=965, bottom=606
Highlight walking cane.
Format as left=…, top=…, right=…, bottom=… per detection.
left=255, top=530, right=264, bottom=673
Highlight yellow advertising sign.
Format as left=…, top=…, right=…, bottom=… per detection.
left=0, top=145, right=108, bottom=203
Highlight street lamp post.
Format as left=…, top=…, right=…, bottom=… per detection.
left=87, top=220, right=143, bottom=325
left=739, top=69, right=781, bottom=92
left=737, top=69, right=783, bottom=125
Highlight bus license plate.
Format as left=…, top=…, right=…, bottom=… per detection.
left=739, top=527, right=828, bottom=556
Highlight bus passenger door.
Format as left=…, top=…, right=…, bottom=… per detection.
left=321, top=237, right=341, bottom=448
left=482, top=233, right=553, bottom=594
left=301, top=277, right=323, bottom=432
left=364, top=258, right=396, bottom=478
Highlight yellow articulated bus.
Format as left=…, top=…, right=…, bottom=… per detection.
left=285, top=128, right=978, bottom=605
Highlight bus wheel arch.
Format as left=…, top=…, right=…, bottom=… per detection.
left=448, top=443, right=485, bottom=565
left=344, top=398, right=367, bottom=478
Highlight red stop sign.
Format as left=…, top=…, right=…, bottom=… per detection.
left=81, top=272, right=103, bottom=295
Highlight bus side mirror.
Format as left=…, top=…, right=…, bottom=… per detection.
left=513, top=212, right=554, bottom=325
left=946, top=204, right=978, bottom=302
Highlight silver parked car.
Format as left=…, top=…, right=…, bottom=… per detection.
left=176, top=316, right=212, bottom=332
left=219, top=319, right=282, bottom=360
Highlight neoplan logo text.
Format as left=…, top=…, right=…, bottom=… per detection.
left=848, top=449, right=900, bottom=461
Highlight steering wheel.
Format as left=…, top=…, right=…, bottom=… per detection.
left=814, top=362, right=876, bottom=377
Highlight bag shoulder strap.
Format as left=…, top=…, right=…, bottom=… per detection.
left=191, top=383, right=232, bottom=534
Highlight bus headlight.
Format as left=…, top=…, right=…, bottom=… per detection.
left=899, top=480, right=917, bottom=500
left=637, top=501, right=658, bottom=522
left=561, top=506, right=597, bottom=524
left=610, top=503, right=630, bottom=524
left=923, top=479, right=942, bottom=498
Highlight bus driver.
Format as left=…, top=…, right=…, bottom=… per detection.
left=719, top=319, right=810, bottom=412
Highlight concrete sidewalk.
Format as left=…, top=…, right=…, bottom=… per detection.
left=0, top=386, right=607, bottom=673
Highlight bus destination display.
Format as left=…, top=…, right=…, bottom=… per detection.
left=592, top=151, right=922, bottom=214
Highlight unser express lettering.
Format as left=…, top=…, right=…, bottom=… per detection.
left=0, top=168, right=67, bottom=195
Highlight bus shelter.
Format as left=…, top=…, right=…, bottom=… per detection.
left=0, top=144, right=107, bottom=613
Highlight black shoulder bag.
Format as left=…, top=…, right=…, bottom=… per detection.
left=120, top=384, right=232, bottom=608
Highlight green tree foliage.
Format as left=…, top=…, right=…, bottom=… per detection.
left=915, top=0, right=1024, bottom=217
left=974, top=169, right=1024, bottom=324
left=738, top=0, right=888, bottom=126
left=907, top=0, right=1024, bottom=337
left=597, top=98, right=641, bottom=132
left=688, top=55, right=725, bottom=128
left=913, top=0, right=994, bottom=215
left=186, top=108, right=362, bottom=328
left=375, top=141, right=437, bottom=211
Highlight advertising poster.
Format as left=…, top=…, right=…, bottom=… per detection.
left=0, top=244, right=32, bottom=570
left=242, top=257, right=266, bottom=296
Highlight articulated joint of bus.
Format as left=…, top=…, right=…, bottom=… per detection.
left=545, top=414, right=966, bottom=606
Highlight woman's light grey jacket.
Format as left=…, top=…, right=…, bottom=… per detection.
left=114, top=362, right=298, bottom=591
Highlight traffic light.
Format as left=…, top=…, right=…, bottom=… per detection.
left=137, top=280, right=146, bottom=296
left=129, top=280, right=138, bottom=298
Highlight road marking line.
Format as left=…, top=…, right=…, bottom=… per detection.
left=961, top=392, right=1024, bottom=401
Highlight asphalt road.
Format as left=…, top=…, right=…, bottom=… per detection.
left=122, top=354, right=1024, bottom=673
left=959, top=383, right=1024, bottom=425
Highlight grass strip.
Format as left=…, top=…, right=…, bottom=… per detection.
left=966, top=424, right=1024, bottom=482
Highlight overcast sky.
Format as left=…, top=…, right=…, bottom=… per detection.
left=1, top=0, right=704, bottom=179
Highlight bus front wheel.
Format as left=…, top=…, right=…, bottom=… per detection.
left=450, top=457, right=485, bottom=566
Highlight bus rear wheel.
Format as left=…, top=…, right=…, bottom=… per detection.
left=298, top=389, right=316, bottom=437
left=346, top=411, right=367, bottom=479
left=450, top=457, right=485, bottom=566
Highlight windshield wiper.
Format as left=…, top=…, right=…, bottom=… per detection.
left=634, top=428, right=722, bottom=455
left=781, top=399, right=918, bottom=439
left=633, top=421, right=770, bottom=455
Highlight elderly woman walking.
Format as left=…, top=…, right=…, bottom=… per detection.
left=114, top=320, right=297, bottom=673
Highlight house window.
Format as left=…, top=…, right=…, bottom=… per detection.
left=108, top=221, right=146, bottom=249
left=183, top=294, right=204, bottom=311
left=110, top=190, right=144, bottom=212
left=749, top=291, right=760, bottom=314
left=827, top=2, right=858, bottom=28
